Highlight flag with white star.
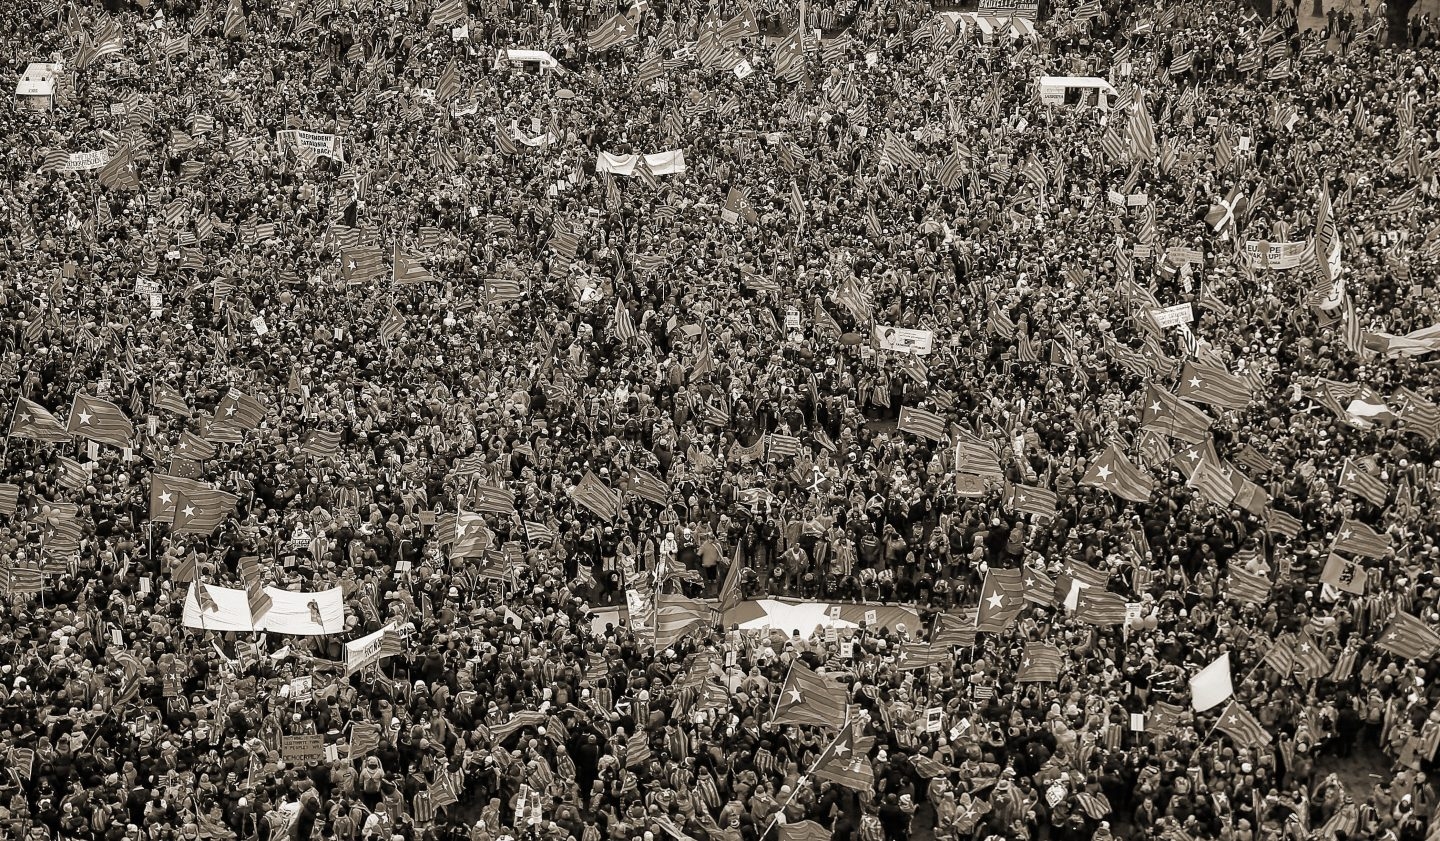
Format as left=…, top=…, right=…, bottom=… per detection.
left=1330, top=517, right=1391, bottom=559
left=170, top=488, right=239, bottom=536
left=1373, top=611, right=1440, bottom=661
left=1214, top=700, right=1271, bottom=748
left=1176, top=360, right=1254, bottom=410
left=65, top=393, right=134, bottom=449
left=1015, top=641, right=1063, bottom=683
left=149, top=473, right=223, bottom=518
left=811, top=718, right=874, bottom=792
left=773, top=660, right=848, bottom=728
left=974, top=568, right=1025, bottom=633
left=10, top=398, right=72, bottom=444
left=1080, top=443, right=1155, bottom=503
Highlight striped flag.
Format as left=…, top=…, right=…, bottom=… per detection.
left=778, top=821, right=831, bottom=841
left=55, top=456, right=89, bottom=490
left=1017, top=642, right=1064, bottom=682
left=612, top=299, right=639, bottom=342
left=627, top=469, right=670, bottom=506
left=976, top=568, right=1026, bottom=633
left=1226, top=565, right=1271, bottom=605
left=1290, top=630, right=1331, bottom=681
left=1374, top=611, right=1440, bottom=660
left=895, top=643, right=952, bottom=671
left=653, top=595, right=719, bottom=648
left=1338, top=458, right=1388, bottom=507
left=392, top=245, right=433, bottom=285
left=1074, top=588, right=1127, bottom=625
left=1126, top=89, right=1157, bottom=159
left=0, top=484, right=17, bottom=517
left=99, top=144, right=139, bottom=189
left=1080, top=444, right=1155, bottom=503
left=773, top=661, right=848, bottom=727
left=11, top=398, right=72, bottom=443
left=469, top=485, right=515, bottom=515
left=897, top=406, right=945, bottom=442
left=587, top=13, right=636, bottom=51
left=1006, top=482, right=1057, bottom=519
left=66, top=393, right=134, bottom=449
left=1215, top=701, right=1271, bottom=748
left=1331, top=518, right=1391, bottom=559
left=1176, top=361, right=1253, bottom=410
left=524, top=521, right=556, bottom=545
left=430, top=0, right=465, bottom=27
left=1169, top=50, right=1194, bottom=75
left=1141, top=385, right=1213, bottom=444
left=571, top=471, right=620, bottom=521
left=811, top=720, right=873, bottom=792
left=767, top=434, right=801, bottom=459
left=303, top=429, right=342, bottom=457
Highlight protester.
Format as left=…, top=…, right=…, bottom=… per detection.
left=2, top=0, right=1440, bottom=840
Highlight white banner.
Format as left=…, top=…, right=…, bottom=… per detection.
left=59, top=150, right=110, bottom=172
left=1244, top=240, right=1307, bottom=270
left=595, top=149, right=688, bottom=177
left=343, top=622, right=400, bottom=674
left=277, top=130, right=346, bottom=162
left=875, top=325, right=934, bottom=356
left=1150, top=303, right=1194, bottom=328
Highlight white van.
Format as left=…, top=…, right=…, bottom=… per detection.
left=1036, top=75, right=1119, bottom=107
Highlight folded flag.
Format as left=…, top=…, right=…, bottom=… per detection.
left=571, top=470, right=620, bottom=521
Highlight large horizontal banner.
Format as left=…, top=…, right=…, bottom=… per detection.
left=596, top=150, right=687, bottom=177
left=184, top=582, right=345, bottom=634
left=1244, top=240, right=1307, bottom=270
left=277, top=130, right=346, bottom=162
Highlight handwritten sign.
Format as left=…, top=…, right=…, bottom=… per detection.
left=1149, top=303, right=1195, bottom=328
left=282, top=734, right=325, bottom=762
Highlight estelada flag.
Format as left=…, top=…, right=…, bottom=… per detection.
left=1080, top=444, right=1155, bottom=503
left=586, top=13, right=636, bottom=51
left=66, top=393, right=134, bottom=449
left=773, top=660, right=848, bottom=728
left=974, top=568, right=1025, bottom=633
left=1016, top=642, right=1063, bottom=682
left=10, top=398, right=72, bottom=443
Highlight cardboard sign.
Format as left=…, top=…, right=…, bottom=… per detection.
left=925, top=707, right=944, bottom=733
left=1150, top=303, right=1195, bottom=328
left=282, top=734, right=325, bottom=762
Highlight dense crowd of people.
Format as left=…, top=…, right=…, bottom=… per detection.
left=3, top=0, right=1440, bottom=839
